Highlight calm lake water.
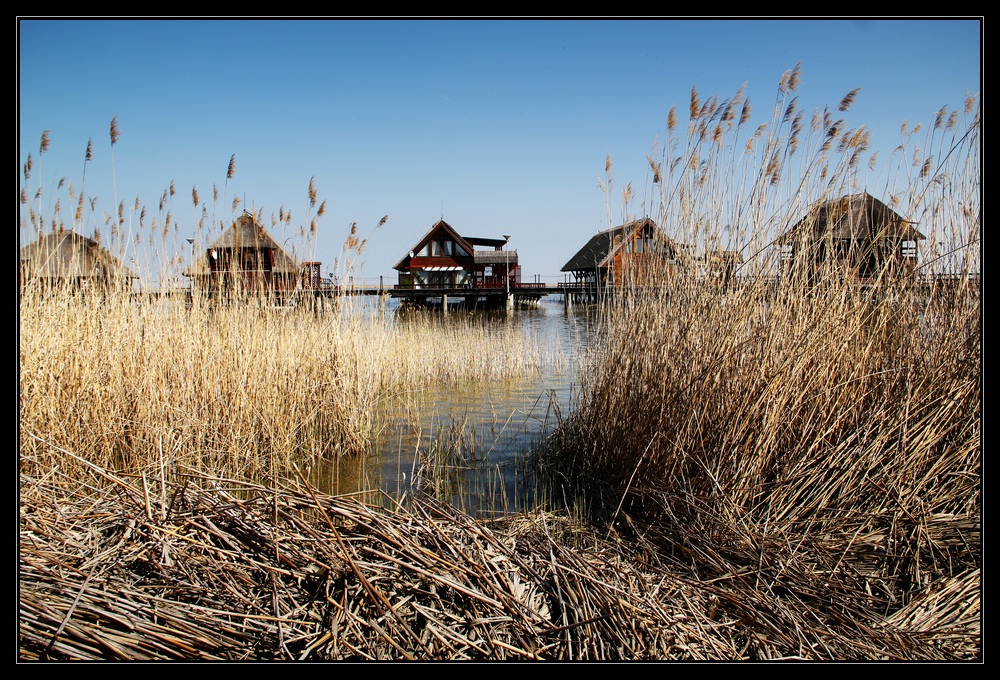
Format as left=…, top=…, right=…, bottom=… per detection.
left=319, top=296, right=602, bottom=516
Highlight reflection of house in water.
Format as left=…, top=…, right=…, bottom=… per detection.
left=560, top=218, right=687, bottom=300
left=183, top=211, right=320, bottom=304
left=778, top=192, right=924, bottom=286
left=393, top=220, right=518, bottom=290
left=19, top=228, right=139, bottom=295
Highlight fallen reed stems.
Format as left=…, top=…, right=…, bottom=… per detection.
left=19, top=447, right=978, bottom=660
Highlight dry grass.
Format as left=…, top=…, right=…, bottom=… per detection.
left=539, top=72, right=981, bottom=659
left=18, top=291, right=552, bottom=493
left=19, top=69, right=980, bottom=660
left=18, top=453, right=978, bottom=660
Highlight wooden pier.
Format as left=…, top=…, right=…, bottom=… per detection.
left=139, top=272, right=979, bottom=311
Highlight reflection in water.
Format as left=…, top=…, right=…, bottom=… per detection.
left=313, top=296, right=601, bottom=516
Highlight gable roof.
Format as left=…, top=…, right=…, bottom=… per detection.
left=393, top=220, right=476, bottom=271
left=560, top=218, right=676, bottom=273
left=19, top=229, right=139, bottom=281
left=183, top=212, right=300, bottom=276
left=779, top=192, right=925, bottom=245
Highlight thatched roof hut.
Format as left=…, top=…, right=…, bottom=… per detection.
left=183, top=212, right=306, bottom=300
left=183, top=212, right=300, bottom=278
left=19, top=229, right=139, bottom=291
left=778, top=193, right=925, bottom=283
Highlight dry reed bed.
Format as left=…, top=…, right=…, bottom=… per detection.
left=20, top=70, right=981, bottom=661
left=19, top=442, right=978, bottom=661
left=534, top=71, right=981, bottom=659
left=18, top=293, right=553, bottom=487
left=542, top=280, right=980, bottom=660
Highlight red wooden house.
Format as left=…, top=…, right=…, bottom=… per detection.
left=560, top=217, right=686, bottom=288
left=393, top=220, right=518, bottom=291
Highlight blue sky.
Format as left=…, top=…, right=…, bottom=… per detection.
left=18, top=18, right=981, bottom=285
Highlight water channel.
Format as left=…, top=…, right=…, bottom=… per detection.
left=318, top=295, right=603, bottom=516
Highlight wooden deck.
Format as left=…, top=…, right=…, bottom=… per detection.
left=136, top=272, right=980, bottom=308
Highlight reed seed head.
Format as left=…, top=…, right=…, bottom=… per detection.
left=964, top=92, right=977, bottom=114
left=647, top=155, right=662, bottom=185
left=788, top=62, right=801, bottom=91
left=109, top=116, right=120, bottom=146
left=934, top=106, right=947, bottom=130
left=227, top=154, right=236, bottom=180
left=783, top=97, right=798, bottom=124
left=40, top=131, right=51, bottom=154
left=837, top=88, right=860, bottom=112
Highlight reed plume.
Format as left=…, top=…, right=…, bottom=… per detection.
left=837, top=88, right=860, bottom=112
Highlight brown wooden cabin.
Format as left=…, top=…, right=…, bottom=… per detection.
left=560, top=217, right=686, bottom=288
left=778, top=193, right=924, bottom=286
left=19, top=228, right=139, bottom=295
left=393, top=220, right=519, bottom=290
left=183, top=212, right=318, bottom=303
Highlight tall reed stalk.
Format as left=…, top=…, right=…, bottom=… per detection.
left=543, top=70, right=980, bottom=616
left=18, top=130, right=553, bottom=494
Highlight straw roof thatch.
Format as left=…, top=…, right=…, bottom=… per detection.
left=473, top=249, right=518, bottom=266
left=19, top=230, right=139, bottom=283
left=183, top=212, right=300, bottom=277
left=779, top=192, right=926, bottom=245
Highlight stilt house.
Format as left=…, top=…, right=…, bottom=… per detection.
left=19, top=229, right=139, bottom=293
left=560, top=218, right=686, bottom=288
left=393, top=220, right=518, bottom=290
left=183, top=211, right=318, bottom=302
left=778, top=193, right=925, bottom=285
